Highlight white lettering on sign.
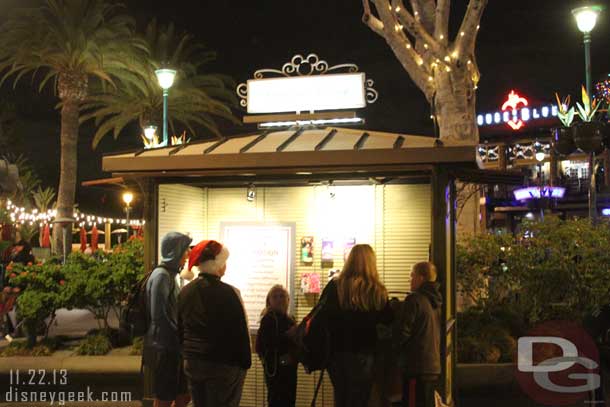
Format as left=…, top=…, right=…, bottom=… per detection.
left=247, top=73, right=366, bottom=114
left=221, top=223, right=295, bottom=330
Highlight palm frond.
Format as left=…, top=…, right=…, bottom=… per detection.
left=82, top=18, right=240, bottom=147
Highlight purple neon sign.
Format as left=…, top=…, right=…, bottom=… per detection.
left=513, top=186, right=566, bottom=201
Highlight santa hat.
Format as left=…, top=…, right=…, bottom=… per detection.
left=188, top=240, right=230, bottom=274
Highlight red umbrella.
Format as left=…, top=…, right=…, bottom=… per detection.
left=1, top=223, right=12, bottom=241
left=91, top=225, right=99, bottom=251
left=41, top=224, right=51, bottom=248
left=79, top=227, right=87, bottom=252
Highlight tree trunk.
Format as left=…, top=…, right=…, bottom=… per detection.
left=433, top=69, right=479, bottom=144
left=52, top=98, right=79, bottom=256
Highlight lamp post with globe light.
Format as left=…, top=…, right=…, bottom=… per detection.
left=122, top=191, right=133, bottom=238
left=572, top=4, right=603, bottom=221
left=155, top=69, right=177, bottom=147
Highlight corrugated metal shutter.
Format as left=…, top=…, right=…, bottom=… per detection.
left=157, top=183, right=431, bottom=406
left=380, top=184, right=431, bottom=297
left=157, top=184, right=207, bottom=260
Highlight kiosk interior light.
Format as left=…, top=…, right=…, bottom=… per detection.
left=247, top=185, right=256, bottom=202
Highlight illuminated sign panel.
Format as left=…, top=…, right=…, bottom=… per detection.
left=513, top=186, right=566, bottom=201
left=246, top=73, right=366, bottom=114
left=477, top=90, right=559, bottom=130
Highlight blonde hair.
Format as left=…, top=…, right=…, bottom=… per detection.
left=412, top=261, right=437, bottom=282
left=260, top=284, right=290, bottom=319
left=336, top=244, right=388, bottom=311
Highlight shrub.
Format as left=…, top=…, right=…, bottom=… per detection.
left=130, top=336, right=143, bottom=356
left=6, top=260, right=66, bottom=346
left=0, top=336, right=62, bottom=357
left=62, top=237, right=145, bottom=329
left=74, top=333, right=112, bottom=356
left=458, top=216, right=610, bottom=326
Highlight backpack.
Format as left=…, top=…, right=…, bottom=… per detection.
left=120, top=265, right=168, bottom=338
left=295, top=288, right=332, bottom=373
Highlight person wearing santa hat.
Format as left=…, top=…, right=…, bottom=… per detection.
left=178, top=240, right=251, bottom=407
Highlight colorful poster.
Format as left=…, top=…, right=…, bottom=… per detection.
left=300, top=273, right=321, bottom=294
left=321, top=239, right=334, bottom=262
left=344, top=238, right=356, bottom=261
left=301, top=236, right=314, bottom=264
left=221, top=222, right=295, bottom=330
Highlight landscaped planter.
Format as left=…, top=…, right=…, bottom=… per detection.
left=551, top=127, right=576, bottom=156
left=572, top=121, right=605, bottom=154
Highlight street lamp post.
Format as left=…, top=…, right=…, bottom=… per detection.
left=154, top=69, right=177, bottom=147
left=572, top=5, right=603, bottom=221
left=122, top=192, right=133, bottom=239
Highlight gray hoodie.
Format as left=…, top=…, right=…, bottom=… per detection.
left=145, top=232, right=192, bottom=351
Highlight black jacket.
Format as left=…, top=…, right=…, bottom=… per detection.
left=323, top=279, right=393, bottom=354
left=396, top=281, right=443, bottom=377
left=178, top=273, right=252, bottom=369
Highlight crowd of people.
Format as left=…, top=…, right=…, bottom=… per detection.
left=144, top=232, right=443, bottom=407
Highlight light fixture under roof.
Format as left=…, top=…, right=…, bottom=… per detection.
left=259, top=117, right=363, bottom=129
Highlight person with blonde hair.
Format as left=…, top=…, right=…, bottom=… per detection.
left=319, top=243, right=393, bottom=407
left=396, top=261, right=442, bottom=407
left=256, top=285, right=298, bottom=407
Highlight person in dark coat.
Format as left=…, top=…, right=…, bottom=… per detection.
left=256, top=284, right=298, bottom=407
left=178, top=240, right=251, bottom=407
left=397, top=261, right=443, bottom=407
left=323, top=244, right=393, bottom=407
left=144, top=231, right=192, bottom=407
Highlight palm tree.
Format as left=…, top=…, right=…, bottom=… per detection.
left=0, top=0, right=147, bottom=255
left=80, top=19, right=239, bottom=148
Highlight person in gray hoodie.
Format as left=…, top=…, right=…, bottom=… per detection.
left=143, top=232, right=192, bottom=407
left=396, top=261, right=443, bottom=407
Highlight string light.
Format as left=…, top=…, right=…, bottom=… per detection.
left=3, top=200, right=145, bottom=228
left=395, top=6, right=400, bottom=12
left=460, top=31, right=465, bottom=37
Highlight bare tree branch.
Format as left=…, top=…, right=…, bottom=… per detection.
left=369, top=0, right=433, bottom=97
left=409, top=0, right=435, bottom=34
left=362, top=0, right=386, bottom=37
left=434, top=0, right=450, bottom=45
left=392, top=0, right=447, bottom=62
left=456, top=0, right=488, bottom=56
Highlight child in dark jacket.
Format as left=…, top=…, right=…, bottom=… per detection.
left=256, top=285, right=298, bottom=407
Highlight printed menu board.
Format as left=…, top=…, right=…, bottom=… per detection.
left=221, top=222, right=295, bottom=330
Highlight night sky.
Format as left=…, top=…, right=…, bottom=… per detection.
left=1, top=0, right=609, bottom=216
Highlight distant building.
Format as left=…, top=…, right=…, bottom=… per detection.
left=476, top=89, right=610, bottom=233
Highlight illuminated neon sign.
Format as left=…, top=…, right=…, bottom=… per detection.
left=513, top=186, right=566, bottom=201
left=477, top=90, right=558, bottom=130
left=501, top=90, right=528, bottom=130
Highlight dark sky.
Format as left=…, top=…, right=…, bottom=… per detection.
left=1, top=0, right=609, bottom=216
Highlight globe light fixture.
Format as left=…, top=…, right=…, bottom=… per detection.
left=155, top=69, right=177, bottom=90
left=535, top=152, right=545, bottom=162
left=572, top=4, right=603, bottom=221
left=143, top=125, right=157, bottom=140
left=122, top=192, right=134, bottom=206
left=122, top=191, right=134, bottom=238
left=155, top=68, right=177, bottom=147
left=572, top=5, right=602, bottom=34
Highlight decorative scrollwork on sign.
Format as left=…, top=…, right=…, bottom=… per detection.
left=236, top=53, right=378, bottom=109
left=236, top=83, right=248, bottom=108
left=365, top=79, right=378, bottom=104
